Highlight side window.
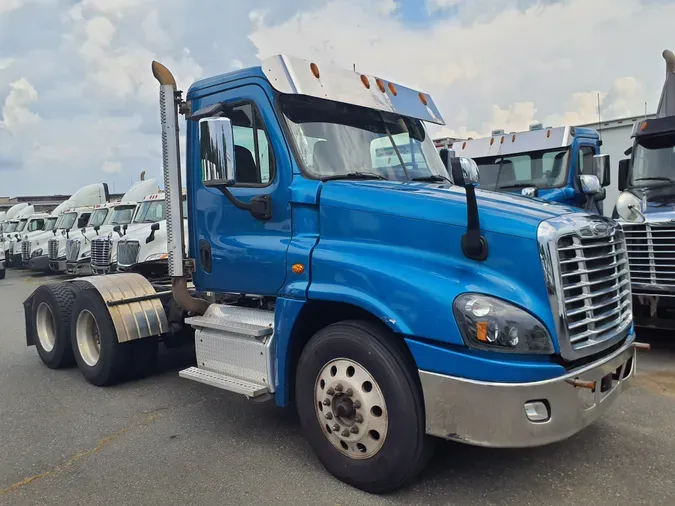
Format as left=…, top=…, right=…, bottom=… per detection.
left=28, top=219, right=43, bottom=232
left=77, top=213, right=91, bottom=228
left=229, top=102, right=274, bottom=185
left=578, top=146, right=595, bottom=175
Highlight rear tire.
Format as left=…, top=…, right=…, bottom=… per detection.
left=295, top=320, right=434, bottom=494
left=70, top=288, right=130, bottom=386
left=32, top=283, right=79, bottom=368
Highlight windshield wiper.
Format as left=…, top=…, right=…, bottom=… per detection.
left=411, top=175, right=452, bottom=183
left=320, top=172, right=388, bottom=182
left=498, top=183, right=539, bottom=190
left=634, top=177, right=675, bottom=184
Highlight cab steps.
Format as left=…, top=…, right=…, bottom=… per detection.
left=179, top=304, right=275, bottom=399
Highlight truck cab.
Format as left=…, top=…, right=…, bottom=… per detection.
left=24, top=201, right=69, bottom=271
left=12, top=209, right=49, bottom=267
left=4, top=206, right=39, bottom=266
left=65, top=179, right=158, bottom=276
left=89, top=191, right=174, bottom=275
left=23, top=55, right=640, bottom=493
left=46, top=183, right=109, bottom=273
left=614, top=49, right=675, bottom=329
left=116, top=195, right=188, bottom=278
left=439, top=125, right=611, bottom=213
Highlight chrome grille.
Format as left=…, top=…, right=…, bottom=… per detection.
left=117, top=240, right=140, bottom=267
left=622, top=222, right=675, bottom=291
left=556, top=227, right=632, bottom=351
left=66, top=239, right=81, bottom=262
left=91, top=237, right=112, bottom=267
left=21, top=241, right=31, bottom=262
left=48, top=238, right=59, bottom=260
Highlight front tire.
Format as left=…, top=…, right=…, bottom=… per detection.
left=70, top=289, right=131, bottom=386
left=296, top=320, right=433, bottom=493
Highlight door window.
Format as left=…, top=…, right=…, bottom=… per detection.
left=228, top=102, right=274, bottom=185
left=578, top=146, right=596, bottom=175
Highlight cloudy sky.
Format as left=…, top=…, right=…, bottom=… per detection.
left=1, top=0, right=673, bottom=196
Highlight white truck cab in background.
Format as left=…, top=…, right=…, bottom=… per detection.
left=65, top=178, right=158, bottom=275
left=47, top=183, right=110, bottom=273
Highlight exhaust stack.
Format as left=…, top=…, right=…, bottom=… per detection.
left=657, top=49, right=675, bottom=118
left=152, top=61, right=209, bottom=315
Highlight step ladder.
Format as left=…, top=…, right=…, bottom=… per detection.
left=179, top=304, right=275, bottom=398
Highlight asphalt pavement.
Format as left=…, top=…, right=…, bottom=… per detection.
left=0, top=268, right=674, bottom=506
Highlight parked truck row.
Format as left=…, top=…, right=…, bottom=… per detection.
left=11, top=50, right=672, bottom=493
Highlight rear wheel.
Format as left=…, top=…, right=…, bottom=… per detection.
left=295, top=320, right=433, bottom=493
left=70, top=288, right=131, bottom=386
left=32, top=284, right=78, bottom=368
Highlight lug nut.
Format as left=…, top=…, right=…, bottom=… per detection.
left=341, top=429, right=350, bottom=437
left=325, top=412, right=333, bottom=420
left=326, top=387, right=335, bottom=396
left=355, top=414, right=363, bottom=423
left=335, top=384, right=343, bottom=392
left=350, top=426, right=359, bottom=434
left=353, top=400, right=361, bottom=409
left=323, top=399, right=331, bottom=406
left=345, top=388, right=353, bottom=397
left=332, top=424, right=340, bottom=432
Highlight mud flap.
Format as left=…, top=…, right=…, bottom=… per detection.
left=24, top=290, right=37, bottom=346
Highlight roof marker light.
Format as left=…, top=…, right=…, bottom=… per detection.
left=310, top=62, right=320, bottom=79
left=360, top=75, right=370, bottom=89
left=418, top=92, right=428, bottom=106
left=387, top=82, right=397, bottom=96
left=376, top=78, right=386, bottom=93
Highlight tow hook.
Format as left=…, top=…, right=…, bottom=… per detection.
left=632, top=342, right=651, bottom=351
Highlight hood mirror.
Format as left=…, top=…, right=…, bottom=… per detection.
left=521, top=187, right=539, bottom=198
left=580, top=175, right=601, bottom=195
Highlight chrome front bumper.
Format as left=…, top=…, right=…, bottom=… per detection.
left=91, top=263, right=115, bottom=275
left=49, top=259, right=67, bottom=272
left=420, top=338, right=636, bottom=448
left=29, top=255, right=49, bottom=271
left=66, top=260, right=91, bottom=276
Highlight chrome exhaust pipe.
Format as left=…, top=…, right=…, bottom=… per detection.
left=152, top=61, right=209, bottom=315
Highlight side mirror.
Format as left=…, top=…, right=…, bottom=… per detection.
left=521, top=187, right=539, bottom=198
left=618, top=159, right=630, bottom=191
left=146, top=222, right=160, bottom=244
left=593, top=154, right=611, bottom=187
left=94, top=225, right=100, bottom=234
left=199, top=117, right=236, bottom=187
left=580, top=174, right=601, bottom=195
left=113, top=225, right=122, bottom=238
left=451, top=157, right=480, bottom=187
left=123, top=224, right=128, bottom=235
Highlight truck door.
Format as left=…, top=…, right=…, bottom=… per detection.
left=189, top=84, right=292, bottom=295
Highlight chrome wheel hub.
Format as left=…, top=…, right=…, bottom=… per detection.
left=36, top=302, right=56, bottom=352
left=315, top=358, right=388, bottom=459
left=75, top=309, right=101, bottom=367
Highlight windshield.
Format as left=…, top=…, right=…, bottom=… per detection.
left=27, top=219, right=43, bottom=232
left=44, top=217, right=58, bottom=231
left=16, top=219, right=28, bottom=232
left=630, top=135, right=675, bottom=186
left=474, top=148, right=570, bottom=190
left=4, top=221, right=18, bottom=233
left=110, top=205, right=136, bottom=225
left=88, top=209, right=109, bottom=228
left=133, top=201, right=165, bottom=223
left=60, top=212, right=77, bottom=230
left=279, top=95, right=448, bottom=181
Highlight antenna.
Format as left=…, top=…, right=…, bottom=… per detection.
left=645, top=101, right=648, bottom=119
left=353, top=63, right=356, bottom=71
left=597, top=93, right=602, bottom=140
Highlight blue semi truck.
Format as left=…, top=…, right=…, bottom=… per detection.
left=23, top=55, right=642, bottom=492
left=614, top=49, right=675, bottom=330
left=436, top=124, right=611, bottom=213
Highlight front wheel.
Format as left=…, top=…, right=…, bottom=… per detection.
left=296, top=320, right=433, bottom=493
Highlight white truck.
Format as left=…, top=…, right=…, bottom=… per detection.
left=116, top=197, right=188, bottom=279
left=90, top=192, right=181, bottom=275
left=1, top=203, right=29, bottom=260
left=46, top=184, right=110, bottom=274
left=10, top=208, right=50, bottom=267
left=4, top=206, right=38, bottom=266
left=65, top=179, right=158, bottom=276
left=23, top=201, right=70, bottom=272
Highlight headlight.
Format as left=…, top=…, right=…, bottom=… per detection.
left=453, top=294, right=554, bottom=354
left=81, top=251, right=90, bottom=258
left=32, top=248, right=43, bottom=257
left=145, top=253, right=168, bottom=262
left=616, top=191, right=645, bottom=223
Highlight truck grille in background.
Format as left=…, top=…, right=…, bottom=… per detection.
left=22, top=241, right=31, bottom=262
left=117, top=240, right=140, bottom=267
left=48, top=238, right=59, bottom=260
left=621, top=223, right=675, bottom=292
left=556, top=228, right=632, bottom=350
left=66, top=239, right=81, bottom=262
left=91, top=237, right=111, bottom=267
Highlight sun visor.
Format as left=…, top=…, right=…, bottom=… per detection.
left=262, top=55, right=445, bottom=125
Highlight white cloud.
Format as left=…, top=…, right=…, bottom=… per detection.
left=102, top=160, right=122, bottom=173
left=1, top=78, right=40, bottom=130
left=426, top=0, right=462, bottom=13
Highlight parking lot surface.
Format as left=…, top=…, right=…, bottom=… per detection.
left=0, top=268, right=674, bottom=506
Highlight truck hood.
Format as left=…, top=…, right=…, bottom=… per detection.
left=319, top=181, right=576, bottom=239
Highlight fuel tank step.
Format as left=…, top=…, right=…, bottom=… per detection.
left=179, top=367, right=268, bottom=397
